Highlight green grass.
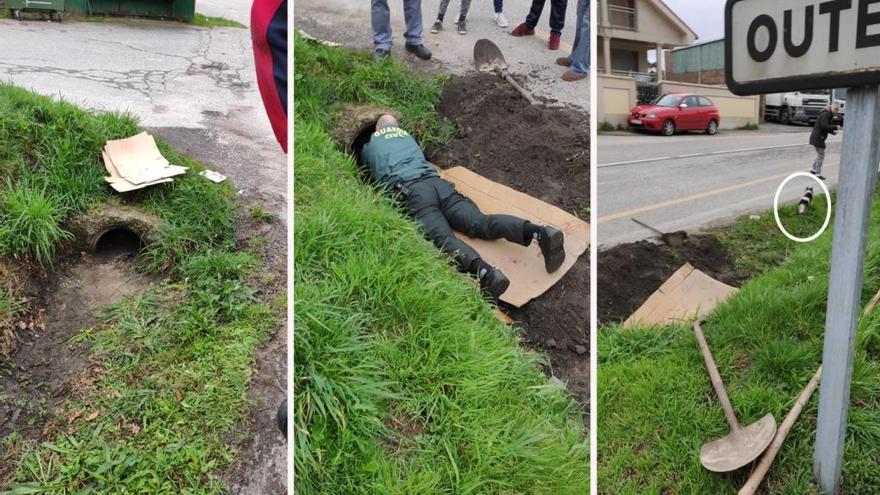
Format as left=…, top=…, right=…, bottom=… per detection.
left=737, top=122, right=760, bottom=130
left=294, top=36, right=587, bottom=494
left=0, top=83, right=278, bottom=493
left=0, top=184, right=74, bottom=267
left=715, top=189, right=832, bottom=278
left=191, top=13, right=246, bottom=28
left=599, top=187, right=880, bottom=493
left=598, top=121, right=616, bottom=133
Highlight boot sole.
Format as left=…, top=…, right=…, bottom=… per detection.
left=486, top=274, right=510, bottom=299
left=541, top=229, right=565, bottom=273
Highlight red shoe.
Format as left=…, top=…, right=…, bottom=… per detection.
left=549, top=32, right=561, bottom=50
left=510, top=22, right=535, bottom=36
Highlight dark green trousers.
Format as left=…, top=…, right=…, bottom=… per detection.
left=400, top=176, right=529, bottom=273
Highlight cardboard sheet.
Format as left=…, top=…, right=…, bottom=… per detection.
left=439, top=166, right=590, bottom=307
left=103, top=132, right=187, bottom=190
left=624, top=263, right=737, bottom=328
left=102, top=151, right=173, bottom=192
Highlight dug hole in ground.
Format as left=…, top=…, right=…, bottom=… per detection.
left=294, top=34, right=588, bottom=493
left=596, top=188, right=880, bottom=493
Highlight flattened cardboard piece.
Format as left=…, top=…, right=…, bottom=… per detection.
left=102, top=150, right=173, bottom=192
left=104, top=132, right=187, bottom=185
left=624, top=263, right=737, bottom=328
left=439, top=166, right=590, bottom=307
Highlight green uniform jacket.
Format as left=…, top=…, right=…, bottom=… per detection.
left=361, top=126, right=437, bottom=187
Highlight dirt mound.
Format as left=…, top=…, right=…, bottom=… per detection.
left=431, top=73, right=590, bottom=420
left=597, top=235, right=741, bottom=325
left=431, top=73, right=589, bottom=217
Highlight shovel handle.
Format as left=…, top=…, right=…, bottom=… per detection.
left=502, top=72, right=538, bottom=106
left=693, top=320, right=742, bottom=431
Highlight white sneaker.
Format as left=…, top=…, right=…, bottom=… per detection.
left=494, top=12, right=509, bottom=28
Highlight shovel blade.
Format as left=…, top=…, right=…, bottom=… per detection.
left=699, top=414, right=777, bottom=472
left=474, top=38, right=508, bottom=73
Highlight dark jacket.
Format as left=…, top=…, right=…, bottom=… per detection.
left=360, top=127, right=437, bottom=187
left=810, top=109, right=837, bottom=149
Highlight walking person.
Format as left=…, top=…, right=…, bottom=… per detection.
left=430, top=0, right=471, bottom=35
left=809, top=103, right=840, bottom=180
left=510, top=0, right=568, bottom=50
left=371, top=0, right=432, bottom=60
left=361, top=114, right=566, bottom=298
left=493, top=0, right=508, bottom=27
left=556, top=0, right=588, bottom=81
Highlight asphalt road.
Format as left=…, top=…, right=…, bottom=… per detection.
left=294, top=0, right=589, bottom=112
left=597, top=125, right=844, bottom=248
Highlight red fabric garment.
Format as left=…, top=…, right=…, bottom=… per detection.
left=251, top=0, right=288, bottom=153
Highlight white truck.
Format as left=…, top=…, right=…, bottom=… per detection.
left=764, top=90, right=830, bottom=125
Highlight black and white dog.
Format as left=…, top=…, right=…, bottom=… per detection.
left=798, top=187, right=814, bottom=215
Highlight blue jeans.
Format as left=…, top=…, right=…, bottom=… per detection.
left=569, top=0, right=589, bottom=75
left=494, top=0, right=503, bottom=13
left=372, top=0, right=423, bottom=51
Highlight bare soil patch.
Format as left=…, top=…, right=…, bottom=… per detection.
left=431, top=73, right=590, bottom=420
left=0, top=249, right=151, bottom=486
left=597, top=235, right=742, bottom=325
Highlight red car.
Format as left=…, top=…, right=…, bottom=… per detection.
left=627, top=93, right=721, bottom=136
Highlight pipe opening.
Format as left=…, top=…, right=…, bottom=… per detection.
left=351, top=121, right=378, bottom=165
left=94, top=227, right=145, bottom=259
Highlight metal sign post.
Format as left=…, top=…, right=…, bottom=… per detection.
left=814, top=85, right=880, bottom=493
left=725, top=1, right=880, bottom=492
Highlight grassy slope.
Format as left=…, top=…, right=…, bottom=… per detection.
left=0, top=83, right=279, bottom=493
left=599, top=190, right=880, bottom=493
left=294, top=37, right=588, bottom=494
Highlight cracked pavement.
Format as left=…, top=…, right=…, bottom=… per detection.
left=0, top=18, right=286, bottom=220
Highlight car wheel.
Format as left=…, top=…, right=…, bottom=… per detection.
left=780, top=106, right=792, bottom=125
left=661, top=119, right=675, bottom=136
left=706, top=120, right=718, bottom=135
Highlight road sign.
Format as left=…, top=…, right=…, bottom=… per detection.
left=725, top=0, right=880, bottom=95
left=813, top=85, right=880, bottom=495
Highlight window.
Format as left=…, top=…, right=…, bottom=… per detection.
left=654, top=94, right=681, bottom=107
left=698, top=97, right=713, bottom=107
left=683, top=96, right=699, bottom=107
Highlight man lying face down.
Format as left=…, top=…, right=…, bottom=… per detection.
left=360, top=114, right=565, bottom=298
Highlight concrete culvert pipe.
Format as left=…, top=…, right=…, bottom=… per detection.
left=94, top=227, right=146, bottom=257
left=67, top=204, right=160, bottom=254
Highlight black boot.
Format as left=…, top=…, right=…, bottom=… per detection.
left=405, top=43, right=432, bottom=60
left=479, top=267, right=510, bottom=299
left=538, top=225, right=565, bottom=273
left=277, top=399, right=288, bottom=438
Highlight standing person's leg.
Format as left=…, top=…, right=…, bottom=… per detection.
left=371, top=0, right=393, bottom=56
left=403, top=0, right=432, bottom=59
left=563, top=0, right=589, bottom=80
left=512, top=0, right=542, bottom=35
left=432, top=0, right=451, bottom=32
left=437, top=0, right=451, bottom=19
left=546, top=0, right=567, bottom=49
left=455, top=0, right=472, bottom=33
left=493, top=0, right=508, bottom=27
left=812, top=146, right=826, bottom=176
left=548, top=0, right=567, bottom=34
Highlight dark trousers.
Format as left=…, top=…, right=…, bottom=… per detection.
left=525, top=0, right=567, bottom=33
left=494, top=0, right=503, bottom=13
left=401, top=176, right=529, bottom=274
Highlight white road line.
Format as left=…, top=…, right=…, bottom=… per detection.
left=598, top=139, right=842, bottom=168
